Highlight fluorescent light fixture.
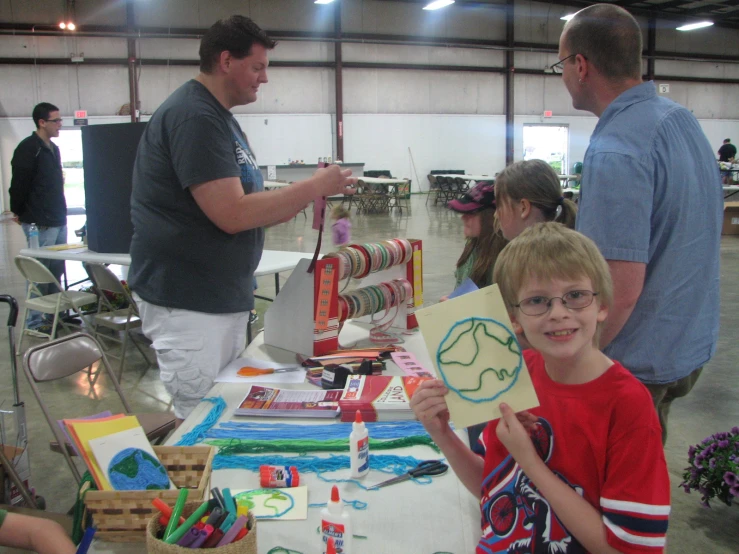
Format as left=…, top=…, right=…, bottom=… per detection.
left=67, top=22, right=76, bottom=31
left=424, top=0, right=455, bottom=10
left=677, top=21, right=713, bottom=31
left=314, top=0, right=335, bottom=4
left=560, top=14, right=576, bottom=21
left=59, top=22, right=66, bottom=29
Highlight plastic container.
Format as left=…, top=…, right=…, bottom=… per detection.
left=28, top=223, right=39, bottom=249
left=349, top=410, right=369, bottom=479
left=321, top=486, right=352, bottom=554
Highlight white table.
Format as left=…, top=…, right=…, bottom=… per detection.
left=89, top=322, right=480, bottom=553
left=433, top=174, right=493, bottom=182
left=18, top=247, right=314, bottom=293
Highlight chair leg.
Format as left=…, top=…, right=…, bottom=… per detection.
left=118, top=330, right=129, bottom=383
left=15, top=306, right=29, bottom=355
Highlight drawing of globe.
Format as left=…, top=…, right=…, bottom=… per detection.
left=436, top=317, right=523, bottom=402
left=108, top=448, right=170, bottom=491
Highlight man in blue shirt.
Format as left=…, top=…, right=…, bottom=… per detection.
left=555, top=4, right=722, bottom=442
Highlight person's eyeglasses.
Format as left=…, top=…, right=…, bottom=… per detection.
left=45, top=118, right=63, bottom=124
left=514, top=290, right=598, bottom=316
left=548, top=53, right=577, bottom=75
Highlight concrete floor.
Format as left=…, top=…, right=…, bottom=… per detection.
left=0, top=196, right=737, bottom=552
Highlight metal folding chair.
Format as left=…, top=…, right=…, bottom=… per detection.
left=14, top=255, right=98, bottom=355
left=22, top=332, right=176, bottom=484
left=83, top=262, right=152, bottom=382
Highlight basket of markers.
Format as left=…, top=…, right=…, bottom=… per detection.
left=146, top=488, right=256, bottom=553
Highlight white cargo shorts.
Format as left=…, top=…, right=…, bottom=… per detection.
left=134, top=294, right=249, bottom=419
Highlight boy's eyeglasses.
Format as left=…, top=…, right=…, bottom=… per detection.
left=548, top=53, right=578, bottom=75
left=45, top=118, right=63, bottom=124
left=515, top=290, right=598, bottom=316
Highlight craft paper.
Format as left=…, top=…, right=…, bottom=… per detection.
left=215, top=357, right=308, bottom=384
left=88, top=427, right=174, bottom=491
left=447, top=278, right=479, bottom=300
left=390, top=351, right=435, bottom=378
left=233, top=486, right=308, bottom=520
left=63, top=415, right=141, bottom=490
left=56, top=411, right=113, bottom=456
left=416, top=285, right=539, bottom=429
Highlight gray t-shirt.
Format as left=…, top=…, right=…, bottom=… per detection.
left=129, top=79, right=264, bottom=313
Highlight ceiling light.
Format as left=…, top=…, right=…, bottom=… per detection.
left=59, top=22, right=66, bottom=29
left=424, top=0, right=455, bottom=10
left=560, top=14, right=575, bottom=22
left=677, top=21, right=713, bottom=31
left=67, top=22, right=76, bottom=31
left=314, top=0, right=335, bottom=4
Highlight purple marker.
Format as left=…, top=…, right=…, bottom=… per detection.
left=176, top=527, right=200, bottom=547
left=189, top=529, right=209, bottom=549
left=216, top=515, right=248, bottom=547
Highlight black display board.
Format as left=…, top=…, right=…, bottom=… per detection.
left=82, top=122, right=146, bottom=253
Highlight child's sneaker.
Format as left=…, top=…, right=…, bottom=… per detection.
left=249, top=311, right=259, bottom=325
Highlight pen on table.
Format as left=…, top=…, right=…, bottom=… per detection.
left=164, top=487, right=189, bottom=540
left=164, top=500, right=210, bottom=545
left=216, top=515, right=248, bottom=547
left=75, top=527, right=96, bottom=554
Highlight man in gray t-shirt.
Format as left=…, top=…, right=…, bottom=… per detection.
left=129, top=16, right=356, bottom=421
left=557, top=6, right=721, bottom=443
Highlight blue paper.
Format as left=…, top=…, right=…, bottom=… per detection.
left=448, top=278, right=479, bottom=299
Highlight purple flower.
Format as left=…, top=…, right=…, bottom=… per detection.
left=731, top=426, right=739, bottom=435
left=718, top=440, right=729, bottom=448
left=682, top=484, right=691, bottom=494
left=709, top=458, right=717, bottom=469
left=731, top=485, right=739, bottom=498
left=725, top=472, right=738, bottom=486
left=688, top=445, right=696, bottom=457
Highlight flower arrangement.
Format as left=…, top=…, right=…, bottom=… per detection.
left=680, top=426, right=739, bottom=507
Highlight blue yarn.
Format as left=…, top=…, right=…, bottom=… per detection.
left=209, top=420, right=435, bottom=441
left=213, top=454, right=439, bottom=491
left=175, top=397, right=227, bottom=446
left=309, top=499, right=368, bottom=510
left=107, top=448, right=169, bottom=491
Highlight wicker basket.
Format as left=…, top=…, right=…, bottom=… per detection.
left=146, top=502, right=257, bottom=553
left=84, top=446, right=214, bottom=542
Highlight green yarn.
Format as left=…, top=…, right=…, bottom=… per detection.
left=207, top=436, right=441, bottom=455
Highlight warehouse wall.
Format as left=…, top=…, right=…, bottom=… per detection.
left=1, top=0, right=738, bottom=209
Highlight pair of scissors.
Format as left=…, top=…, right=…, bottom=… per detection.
left=369, top=460, right=449, bottom=489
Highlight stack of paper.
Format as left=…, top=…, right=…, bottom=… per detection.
left=338, top=375, right=431, bottom=422
left=62, top=415, right=173, bottom=491
left=234, top=386, right=342, bottom=418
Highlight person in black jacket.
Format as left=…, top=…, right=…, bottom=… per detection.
left=10, top=102, right=68, bottom=331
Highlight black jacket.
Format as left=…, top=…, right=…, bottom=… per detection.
left=10, top=132, right=67, bottom=227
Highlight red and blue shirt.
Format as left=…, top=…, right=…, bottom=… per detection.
left=477, top=350, right=670, bottom=553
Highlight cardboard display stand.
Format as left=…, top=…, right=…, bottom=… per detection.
left=264, top=239, right=423, bottom=356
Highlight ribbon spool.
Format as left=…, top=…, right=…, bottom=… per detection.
left=338, top=278, right=412, bottom=346
left=325, top=239, right=413, bottom=281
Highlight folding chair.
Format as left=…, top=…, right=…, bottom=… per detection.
left=22, top=332, right=176, bottom=485
left=83, top=262, right=152, bottom=381
left=14, top=255, right=98, bottom=355
left=426, top=175, right=438, bottom=206
left=393, top=181, right=411, bottom=214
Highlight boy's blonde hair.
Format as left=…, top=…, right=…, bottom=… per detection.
left=493, top=222, right=613, bottom=344
left=331, top=205, right=350, bottom=220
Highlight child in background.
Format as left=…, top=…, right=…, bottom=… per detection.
left=493, top=159, right=577, bottom=240
left=442, top=181, right=508, bottom=300
left=411, top=223, right=670, bottom=554
left=331, top=205, right=352, bottom=248
left=0, top=508, right=76, bottom=553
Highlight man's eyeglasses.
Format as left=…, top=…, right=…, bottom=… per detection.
left=548, top=53, right=577, bottom=75
left=44, top=118, right=63, bottom=124
left=514, top=290, right=598, bottom=316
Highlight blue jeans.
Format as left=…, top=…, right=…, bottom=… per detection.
left=21, top=223, right=68, bottom=328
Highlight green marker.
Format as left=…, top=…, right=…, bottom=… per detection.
left=163, top=488, right=189, bottom=541
left=164, top=499, right=210, bottom=545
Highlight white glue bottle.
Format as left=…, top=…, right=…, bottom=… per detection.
left=350, top=410, right=370, bottom=479
left=321, top=485, right=352, bottom=554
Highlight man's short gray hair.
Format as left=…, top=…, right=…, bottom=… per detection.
left=564, top=4, right=643, bottom=81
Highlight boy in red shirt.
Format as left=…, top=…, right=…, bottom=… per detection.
left=411, top=222, right=670, bottom=553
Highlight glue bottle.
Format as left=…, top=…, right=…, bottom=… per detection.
left=349, top=410, right=369, bottom=479
left=321, top=485, right=352, bottom=554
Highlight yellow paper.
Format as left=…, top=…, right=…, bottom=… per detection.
left=416, top=285, right=539, bottom=429
left=64, top=415, right=141, bottom=490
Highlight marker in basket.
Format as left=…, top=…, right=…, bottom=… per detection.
left=211, top=487, right=226, bottom=511
left=216, top=515, right=248, bottom=547
left=164, top=488, right=189, bottom=540
left=75, top=526, right=96, bottom=554
left=222, top=487, right=237, bottom=515
left=152, top=498, right=186, bottom=527
left=163, top=500, right=210, bottom=545
left=190, top=524, right=214, bottom=548
left=175, top=527, right=200, bottom=547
